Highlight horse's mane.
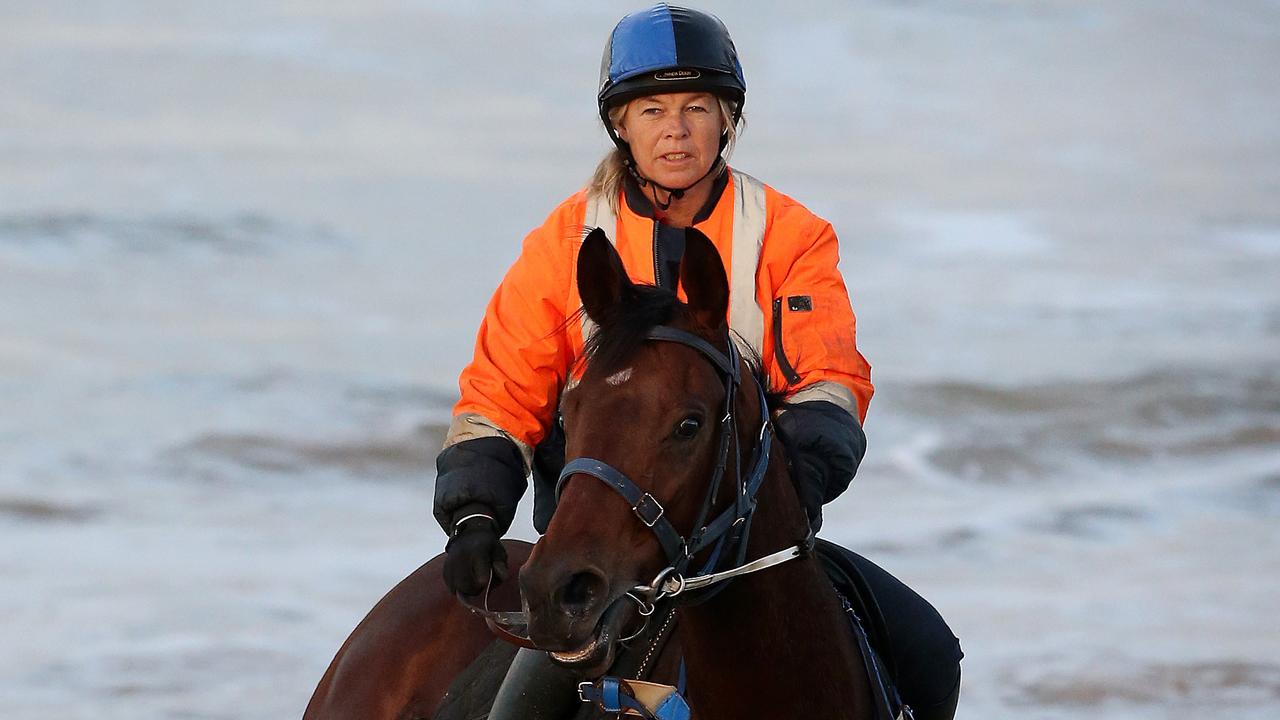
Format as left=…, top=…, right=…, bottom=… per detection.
left=575, top=283, right=780, bottom=411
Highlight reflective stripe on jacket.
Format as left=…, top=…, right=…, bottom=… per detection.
left=446, top=168, right=874, bottom=471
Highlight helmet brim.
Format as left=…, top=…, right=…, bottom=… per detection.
left=599, top=69, right=744, bottom=112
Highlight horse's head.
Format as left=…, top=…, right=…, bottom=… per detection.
left=519, top=227, right=783, bottom=674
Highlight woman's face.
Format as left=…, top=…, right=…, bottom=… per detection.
left=616, top=92, right=723, bottom=191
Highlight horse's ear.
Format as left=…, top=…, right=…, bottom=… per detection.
left=680, top=228, right=729, bottom=331
left=578, top=227, right=633, bottom=325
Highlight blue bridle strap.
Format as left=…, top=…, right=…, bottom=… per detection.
left=556, top=324, right=773, bottom=581
left=565, top=325, right=776, bottom=720
left=557, top=457, right=687, bottom=563
left=646, top=325, right=740, bottom=382
left=579, top=677, right=692, bottom=720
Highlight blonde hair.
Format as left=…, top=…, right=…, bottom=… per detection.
left=589, top=96, right=743, bottom=213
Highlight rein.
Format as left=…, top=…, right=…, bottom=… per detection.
left=634, top=544, right=805, bottom=600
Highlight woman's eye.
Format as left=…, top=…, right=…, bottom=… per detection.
left=675, top=417, right=701, bottom=439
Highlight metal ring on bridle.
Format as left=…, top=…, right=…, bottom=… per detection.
left=661, top=573, right=690, bottom=598
left=632, top=565, right=679, bottom=603
left=625, top=592, right=657, bottom=617
left=618, top=592, right=656, bottom=643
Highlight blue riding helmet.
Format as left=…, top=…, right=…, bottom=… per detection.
left=598, top=3, right=746, bottom=137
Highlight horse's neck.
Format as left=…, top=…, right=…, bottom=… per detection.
left=676, top=462, right=875, bottom=719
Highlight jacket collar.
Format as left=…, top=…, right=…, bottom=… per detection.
left=622, top=166, right=730, bottom=225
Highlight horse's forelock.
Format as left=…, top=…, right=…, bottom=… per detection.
left=577, top=285, right=776, bottom=406
left=579, top=284, right=681, bottom=377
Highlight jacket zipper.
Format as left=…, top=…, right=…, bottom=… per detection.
left=772, top=298, right=802, bottom=385
left=652, top=220, right=662, bottom=288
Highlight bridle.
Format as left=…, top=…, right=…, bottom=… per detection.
left=460, top=324, right=808, bottom=647
left=557, top=325, right=803, bottom=606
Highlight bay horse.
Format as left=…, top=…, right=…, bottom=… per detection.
left=306, top=228, right=887, bottom=719
left=518, top=228, right=879, bottom=719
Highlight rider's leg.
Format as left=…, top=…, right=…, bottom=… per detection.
left=846, top=552, right=963, bottom=720
left=488, top=646, right=583, bottom=720
left=909, top=666, right=960, bottom=720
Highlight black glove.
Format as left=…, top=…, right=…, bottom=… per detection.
left=775, top=400, right=867, bottom=533
left=433, top=434, right=526, bottom=542
left=443, top=512, right=508, bottom=597
left=434, top=436, right=525, bottom=596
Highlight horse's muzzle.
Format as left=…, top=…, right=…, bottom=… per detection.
left=521, top=562, right=612, bottom=650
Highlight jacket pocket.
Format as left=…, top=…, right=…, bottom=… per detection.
left=772, top=297, right=802, bottom=386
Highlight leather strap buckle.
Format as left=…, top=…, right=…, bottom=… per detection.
left=633, top=493, right=664, bottom=527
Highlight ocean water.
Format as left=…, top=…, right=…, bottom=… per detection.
left=2, top=2, right=1278, bottom=718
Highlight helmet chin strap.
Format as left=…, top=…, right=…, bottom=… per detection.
left=625, top=156, right=724, bottom=212
left=615, top=129, right=730, bottom=213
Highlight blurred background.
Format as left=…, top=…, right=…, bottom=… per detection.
left=2, top=1, right=1277, bottom=718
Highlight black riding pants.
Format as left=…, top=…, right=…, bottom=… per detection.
left=841, top=550, right=963, bottom=719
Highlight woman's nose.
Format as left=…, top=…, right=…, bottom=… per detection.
left=662, top=116, right=690, bottom=139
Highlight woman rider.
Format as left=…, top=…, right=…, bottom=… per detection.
left=432, top=4, right=961, bottom=718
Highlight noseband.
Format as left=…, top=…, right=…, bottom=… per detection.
left=556, top=325, right=797, bottom=603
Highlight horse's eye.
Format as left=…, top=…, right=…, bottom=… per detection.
left=676, top=417, right=701, bottom=439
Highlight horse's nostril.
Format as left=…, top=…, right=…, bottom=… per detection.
left=558, top=570, right=605, bottom=616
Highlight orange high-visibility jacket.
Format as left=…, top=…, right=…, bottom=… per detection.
left=446, top=169, right=873, bottom=471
